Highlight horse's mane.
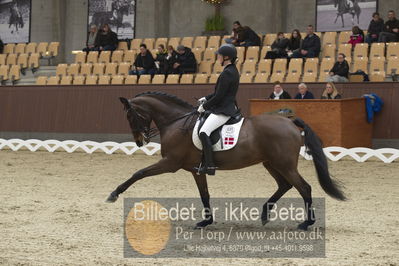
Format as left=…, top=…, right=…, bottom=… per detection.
left=134, top=91, right=194, bottom=109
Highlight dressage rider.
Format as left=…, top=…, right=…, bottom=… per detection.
left=196, top=44, right=240, bottom=175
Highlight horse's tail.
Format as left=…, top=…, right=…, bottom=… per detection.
left=293, top=118, right=346, bottom=201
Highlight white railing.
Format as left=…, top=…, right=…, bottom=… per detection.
left=1, top=138, right=398, bottom=163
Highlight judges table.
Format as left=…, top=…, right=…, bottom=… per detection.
left=249, top=98, right=373, bottom=148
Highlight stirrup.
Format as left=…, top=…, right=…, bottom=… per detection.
left=194, top=162, right=217, bottom=176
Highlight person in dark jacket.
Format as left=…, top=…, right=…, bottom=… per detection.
left=196, top=44, right=240, bottom=175
left=321, top=82, right=342, bottom=99
left=269, top=81, right=291, bottom=99
left=165, top=45, right=177, bottom=74
left=294, top=83, right=314, bottom=99
left=365, top=12, right=384, bottom=44
left=265, top=32, right=289, bottom=59
left=292, top=25, right=320, bottom=58
left=327, top=53, right=349, bottom=82
left=287, top=29, right=302, bottom=57
left=129, top=44, right=156, bottom=75
left=94, top=24, right=118, bottom=51
left=172, top=45, right=197, bottom=74
left=378, top=10, right=399, bottom=43
left=154, top=44, right=168, bottom=74
left=239, top=26, right=261, bottom=47
left=225, top=21, right=245, bottom=46
left=0, top=37, right=4, bottom=54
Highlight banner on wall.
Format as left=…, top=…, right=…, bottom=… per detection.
left=316, top=0, right=378, bottom=32
left=88, top=0, right=136, bottom=39
left=0, top=0, right=31, bottom=43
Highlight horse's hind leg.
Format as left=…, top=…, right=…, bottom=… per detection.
left=261, top=162, right=293, bottom=225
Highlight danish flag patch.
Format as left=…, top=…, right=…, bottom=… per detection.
left=224, top=137, right=235, bottom=145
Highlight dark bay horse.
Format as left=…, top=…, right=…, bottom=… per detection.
left=106, top=92, right=346, bottom=230
left=334, top=0, right=361, bottom=28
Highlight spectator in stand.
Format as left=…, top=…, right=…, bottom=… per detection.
left=225, top=21, right=245, bottom=46
left=327, top=53, right=350, bottom=83
left=348, top=26, right=364, bottom=48
left=365, top=12, right=384, bottom=44
left=165, top=45, right=177, bottom=74
left=172, top=45, right=197, bottom=74
left=294, top=83, right=314, bottom=99
left=154, top=44, right=168, bottom=74
left=378, top=10, right=399, bottom=43
left=0, top=37, right=3, bottom=54
left=129, top=44, right=156, bottom=75
left=94, top=24, right=118, bottom=51
left=269, top=81, right=291, bottom=99
left=287, top=29, right=302, bottom=57
left=292, top=25, right=320, bottom=58
left=321, top=82, right=342, bottom=99
left=265, top=32, right=289, bottom=59
left=239, top=26, right=261, bottom=47
left=83, top=24, right=98, bottom=52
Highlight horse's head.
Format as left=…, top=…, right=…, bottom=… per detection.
left=119, top=97, right=153, bottom=147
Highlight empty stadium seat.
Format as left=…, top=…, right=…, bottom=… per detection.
left=6, top=54, right=17, bottom=66
left=73, top=75, right=85, bottom=85
left=240, top=73, right=253, bottom=83
left=26, top=42, right=37, bottom=55
left=209, top=74, right=220, bottom=83
left=198, top=61, right=213, bottom=74
left=47, top=76, right=60, bottom=85
left=36, top=76, right=47, bottom=85
left=48, top=42, right=60, bottom=57
left=260, top=46, right=271, bottom=59
left=264, top=34, right=276, bottom=46
left=387, top=57, right=399, bottom=75
left=104, top=63, right=118, bottom=76
left=28, top=53, right=40, bottom=69
left=124, top=75, right=137, bottom=84
left=117, top=41, right=129, bottom=51
left=152, top=74, right=165, bottom=84
left=168, top=37, right=180, bottom=49
left=272, top=58, right=287, bottom=74
left=166, top=74, right=180, bottom=84
left=80, top=63, right=93, bottom=76
left=4, top=44, right=15, bottom=54
left=322, top=32, right=337, bottom=46
left=56, top=64, right=68, bottom=76
left=370, top=43, right=385, bottom=58
left=93, top=63, right=105, bottom=75
left=338, top=31, right=351, bottom=44
left=337, top=43, right=352, bottom=59
left=285, top=72, right=301, bottom=82
left=369, top=57, right=385, bottom=74
left=369, top=72, right=385, bottom=82
left=180, top=74, right=194, bottom=84
left=236, top=47, right=245, bottom=62
left=181, top=37, right=194, bottom=48
left=253, top=72, right=269, bottom=83
left=302, top=72, right=317, bottom=82
left=352, top=57, right=368, bottom=73
left=75, top=52, right=87, bottom=64
left=258, top=59, right=272, bottom=74
left=36, top=42, right=48, bottom=57
left=111, top=50, right=124, bottom=63
left=322, top=44, right=336, bottom=58
left=143, top=38, right=155, bottom=50
left=213, top=62, right=224, bottom=74
left=354, top=43, right=368, bottom=59
left=0, top=54, right=6, bottom=65
left=68, top=63, right=80, bottom=76
left=17, top=54, right=28, bottom=69
left=60, top=76, right=73, bottom=85
left=246, top=46, right=260, bottom=62
left=124, top=50, right=136, bottom=64
left=194, top=73, right=209, bottom=83
left=269, top=72, right=285, bottom=83
left=15, top=43, right=26, bottom=54
left=130, top=39, right=143, bottom=50
left=118, top=62, right=131, bottom=75
left=138, top=74, right=151, bottom=84
left=303, top=58, right=319, bottom=75
left=288, top=58, right=303, bottom=75
left=98, top=51, right=111, bottom=63
left=386, top=42, right=399, bottom=58
left=87, top=51, right=99, bottom=64
left=193, top=36, right=207, bottom=49
left=0, top=65, right=9, bottom=83
left=98, top=75, right=111, bottom=85
left=192, top=48, right=204, bottom=62
left=155, top=38, right=168, bottom=49
left=241, top=60, right=256, bottom=74
left=203, top=48, right=216, bottom=62
left=319, top=58, right=335, bottom=81
left=85, top=75, right=98, bottom=85
left=111, top=75, right=125, bottom=85
left=207, top=36, right=221, bottom=48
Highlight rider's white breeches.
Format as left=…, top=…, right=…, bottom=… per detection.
left=199, top=113, right=230, bottom=136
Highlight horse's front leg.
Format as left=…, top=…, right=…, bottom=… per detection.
left=191, top=172, right=213, bottom=228
left=106, top=158, right=180, bottom=203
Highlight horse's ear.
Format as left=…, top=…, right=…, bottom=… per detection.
left=119, top=97, right=130, bottom=111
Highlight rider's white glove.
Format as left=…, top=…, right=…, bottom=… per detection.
left=197, top=104, right=205, bottom=113
left=198, top=97, right=207, bottom=105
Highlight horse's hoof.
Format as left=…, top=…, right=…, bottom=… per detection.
left=261, top=218, right=269, bottom=226
left=195, top=219, right=213, bottom=229
left=297, top=222, right=309, bottom=231
left=105, top=192, right=118, bottom=203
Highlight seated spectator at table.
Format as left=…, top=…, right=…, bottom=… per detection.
left=378, top=10, right=399, bottom=43
left=225, top=21, right=245, bottom=46
left=292, top=25, right=320, bottom=58
left=348, top=26, right=364, bottom=48
left=287, top=29, right=302, bottom=57
left=294, top=83, right=314, bottom=99
left=326, top=53, right=349, bottom=83
left=172, top=45, right=197, bottom=74
left=155, top=44, right=168, bottom=74
left=0, top=37, right=3, bottom=54
left=165, top=45, right=177, bottom=74
left=321, top=82, right=342, bottom=99
left=129, top=44, right=156, bottom=75
left=366, top=12, right=384, bottom=44
left=83, top=24, right=98, bottom=52
left=239, top=26, right=261, bottom=47
left=269, top=81, right=291, bottom=100
left=265, top=32, right=289, bottom=59
left=94, top=24, right=118, bottom=51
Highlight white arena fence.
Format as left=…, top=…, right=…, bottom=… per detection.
left=0, top=138, right=398, bottom=163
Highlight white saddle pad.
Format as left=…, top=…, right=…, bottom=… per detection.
left=192, top=118, right=244, bottom=152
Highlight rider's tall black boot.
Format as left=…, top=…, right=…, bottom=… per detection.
left=198, top=132, right=216, bottom=175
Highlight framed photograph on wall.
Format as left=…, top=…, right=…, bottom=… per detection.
left=316, top=0, right=378, bottom=32
left=0, top=0, right=31, bottom=43
left=88, top=0, right=136, bottom=40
